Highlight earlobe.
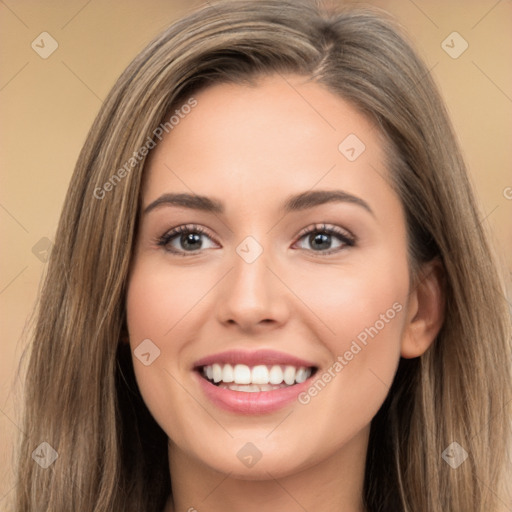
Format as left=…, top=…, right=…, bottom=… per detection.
left=401, top=259, right=445, bottom=359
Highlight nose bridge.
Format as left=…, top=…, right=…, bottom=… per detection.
left=230, top=237, right=274, bottom=305
left=216, top=235, right=288, bottom=328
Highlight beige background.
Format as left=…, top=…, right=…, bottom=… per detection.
left=1, top=0, right=511, bottom=506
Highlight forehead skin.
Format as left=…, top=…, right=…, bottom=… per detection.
left=141, top=74, right=403, bottom=234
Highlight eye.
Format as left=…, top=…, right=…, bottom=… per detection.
left=156, top=224, right=219, bottom=255
left=293, top=223, right=355, bottom=255
left=156, top=222, right=355, bottom=257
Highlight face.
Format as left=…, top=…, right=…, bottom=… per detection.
left=126, top=74, right=414, bottom=479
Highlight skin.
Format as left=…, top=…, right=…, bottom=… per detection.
left=125, top=74, right=444, bottom=512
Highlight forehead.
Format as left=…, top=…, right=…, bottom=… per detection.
left=143, top=74, right=395, bottom=217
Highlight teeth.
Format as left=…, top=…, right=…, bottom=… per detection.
left=233, top=364, right=251, bottom=384
left=222, top=363, right=234, bottom=383
left=284, top=365, right=296, bottom=385
left=295, top=367, right=308, bottom=383
left=201, top=363, right=313, bottom=387
left=269, top=365, right=283, bottom=384
left=251, top=365, right=269, bottom=384
left=212, top=363, right=222, bottom=383
left=218, top=383, right=288, bottom=392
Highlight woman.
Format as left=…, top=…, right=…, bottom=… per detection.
left=14, top=1, right=511, bottom=510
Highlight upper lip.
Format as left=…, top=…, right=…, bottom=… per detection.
left=193, top=349, right=318, bottom=369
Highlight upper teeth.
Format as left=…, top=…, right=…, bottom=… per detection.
left=203, top=364, right=312, bottom=385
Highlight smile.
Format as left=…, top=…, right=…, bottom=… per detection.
left=200, top=363, right=314, bottom=391
left=193, top=349, right=318, bottom=413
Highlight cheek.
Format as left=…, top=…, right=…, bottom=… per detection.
left=126, top=259, right=211, bottom=341
left=125, top=257, right=232, bottom=437
left=125, top=261, right=191, bottom=425
left=296, top=251, right=408, bottom=351
left=294, top=251, right=408, bottom=411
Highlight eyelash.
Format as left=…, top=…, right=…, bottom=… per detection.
left=156, top=223, right=356, bottom=257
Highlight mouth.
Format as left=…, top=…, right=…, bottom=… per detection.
left=196, top=363, right=318, bottom=392
left=192, top=349, right=319, bottom=414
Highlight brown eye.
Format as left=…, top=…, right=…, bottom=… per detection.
left=157, top=225, right=219, bottom=255
left=294, top=224, right=355, bottom=255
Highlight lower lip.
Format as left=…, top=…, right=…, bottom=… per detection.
left=194, top=371, right=314, bottom=414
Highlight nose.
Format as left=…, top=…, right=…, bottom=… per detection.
left=216, top=245, right=290, bottom=332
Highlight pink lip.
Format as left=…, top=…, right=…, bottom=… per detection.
left=192, top=349, right=318, bottom=414
left=192, top=349, right=317, bottom=369
left=193, top=371, right=315, bottom=414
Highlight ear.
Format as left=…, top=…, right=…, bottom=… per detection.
left=401, top=259, right=445, bottom=359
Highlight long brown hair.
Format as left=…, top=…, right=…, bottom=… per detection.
left=13, top=1, right=511, bottom=510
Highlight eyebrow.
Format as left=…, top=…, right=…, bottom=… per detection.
left=143, top=189, right=374, bottom=216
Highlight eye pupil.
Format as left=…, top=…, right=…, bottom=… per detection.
left=182, top=232, right=202, bottom=250
left=310, top=232, right=331, bottom=250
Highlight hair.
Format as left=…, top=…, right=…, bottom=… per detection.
left=13, top=0, right=511, bottom=511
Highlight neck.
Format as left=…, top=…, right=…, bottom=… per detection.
left=164, top=427, right=369, bottom=512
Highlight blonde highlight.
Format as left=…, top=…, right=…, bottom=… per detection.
left=13, top=1, right=511, bottom=511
